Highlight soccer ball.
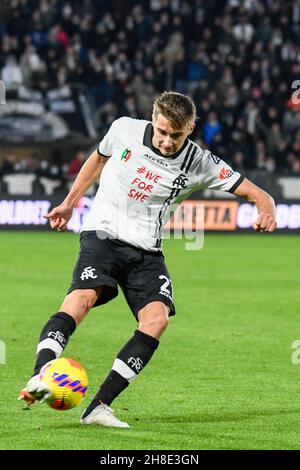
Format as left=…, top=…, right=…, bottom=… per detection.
left=39, top=357, right=88, bottom=410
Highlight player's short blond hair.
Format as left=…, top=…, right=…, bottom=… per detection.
left=153, top=91, right=197, bottom=129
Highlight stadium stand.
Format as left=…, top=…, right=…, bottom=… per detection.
left=0, top=0, right=300, bottom=197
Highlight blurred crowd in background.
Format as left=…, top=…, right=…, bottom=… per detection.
left=1, top=0, right=300, bottom=182
left=0, top=150, right=85, bottom=187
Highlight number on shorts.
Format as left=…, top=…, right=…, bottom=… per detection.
left=159, top=275, right=172, bottom=296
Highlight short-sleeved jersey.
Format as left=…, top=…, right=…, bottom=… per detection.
left=81, top=117, right=244, bottom=251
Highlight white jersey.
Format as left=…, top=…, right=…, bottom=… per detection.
left=81, top=117, right=243, bottom=251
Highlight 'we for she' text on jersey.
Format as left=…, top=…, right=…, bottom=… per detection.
left=82, top=117, right=244, bottom=251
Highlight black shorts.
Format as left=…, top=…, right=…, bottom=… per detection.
left=67, top=231, right=175, bottom=319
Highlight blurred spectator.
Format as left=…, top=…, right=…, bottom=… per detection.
left=0, top=154, right=18, bottom=175
left=286, top=153, right=300, bottom=174
left=203, top=112, right=222, bottom=145
left=267, top=123, right=283, bottom=156
left=233, top=16, right=255, bottom=44
left=232, top=151, right=246, bottom=172
left=67, top=151, right=86, bottom=180
left=0, top=0, right=299, bottom=175
left=1, top=56, right=23, bottom=89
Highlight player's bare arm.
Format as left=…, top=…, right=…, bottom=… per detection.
left=233, top=178, right=277, bottom=232
left=44, top=151, right=109, bottom=231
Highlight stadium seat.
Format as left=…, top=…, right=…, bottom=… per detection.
left=39, top=177, right=63, bottom=195
left=277, top=177, right=300, bottom=199
left=3, top=173, right=36, bottom=195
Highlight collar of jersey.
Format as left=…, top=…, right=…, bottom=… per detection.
left=143, top=123, right=189, bottom=160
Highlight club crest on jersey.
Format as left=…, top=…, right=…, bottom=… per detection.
left=172, top=173, right=188, bottom=188
left=121, top=148, right=132, bottom=162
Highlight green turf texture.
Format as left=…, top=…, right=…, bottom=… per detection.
left=0, top=231, right=299, bottom=450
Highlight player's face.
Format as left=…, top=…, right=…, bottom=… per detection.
left=152, top=113, right=195, bottom=156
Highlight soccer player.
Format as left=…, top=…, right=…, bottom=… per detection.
left=19, top=92, right=276, bottom=427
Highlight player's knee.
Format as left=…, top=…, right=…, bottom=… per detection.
left=75, top=291, right=96, bottom=312
left=141, top=309, right=169, bottom=332
left=60, top=289, right=98, bottom=324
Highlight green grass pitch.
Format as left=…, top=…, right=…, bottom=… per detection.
left=0, top=231, right=299, bottom=450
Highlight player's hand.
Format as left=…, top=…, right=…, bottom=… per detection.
left=253, top=212, right=276, bottom=232
left=43, top=203, right=73, bottom=231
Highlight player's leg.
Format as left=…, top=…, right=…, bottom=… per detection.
left=80, top=301, right=169, bottom=427
left=19, top=288, right=100, bottom=404
left=137, top=301, right=169, bottom=339
left=19, top=231, right=119, bottom=405
left=32, top=287, right=101, bottom=376
left=81, top=248, right=174, bottom=427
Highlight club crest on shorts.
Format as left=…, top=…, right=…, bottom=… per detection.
left=80, top=266, right=98, bottom=280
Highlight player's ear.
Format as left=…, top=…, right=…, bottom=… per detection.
left=188, top=122, right=195, bottom=135
left=152, top=105, right=158, bottom=124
